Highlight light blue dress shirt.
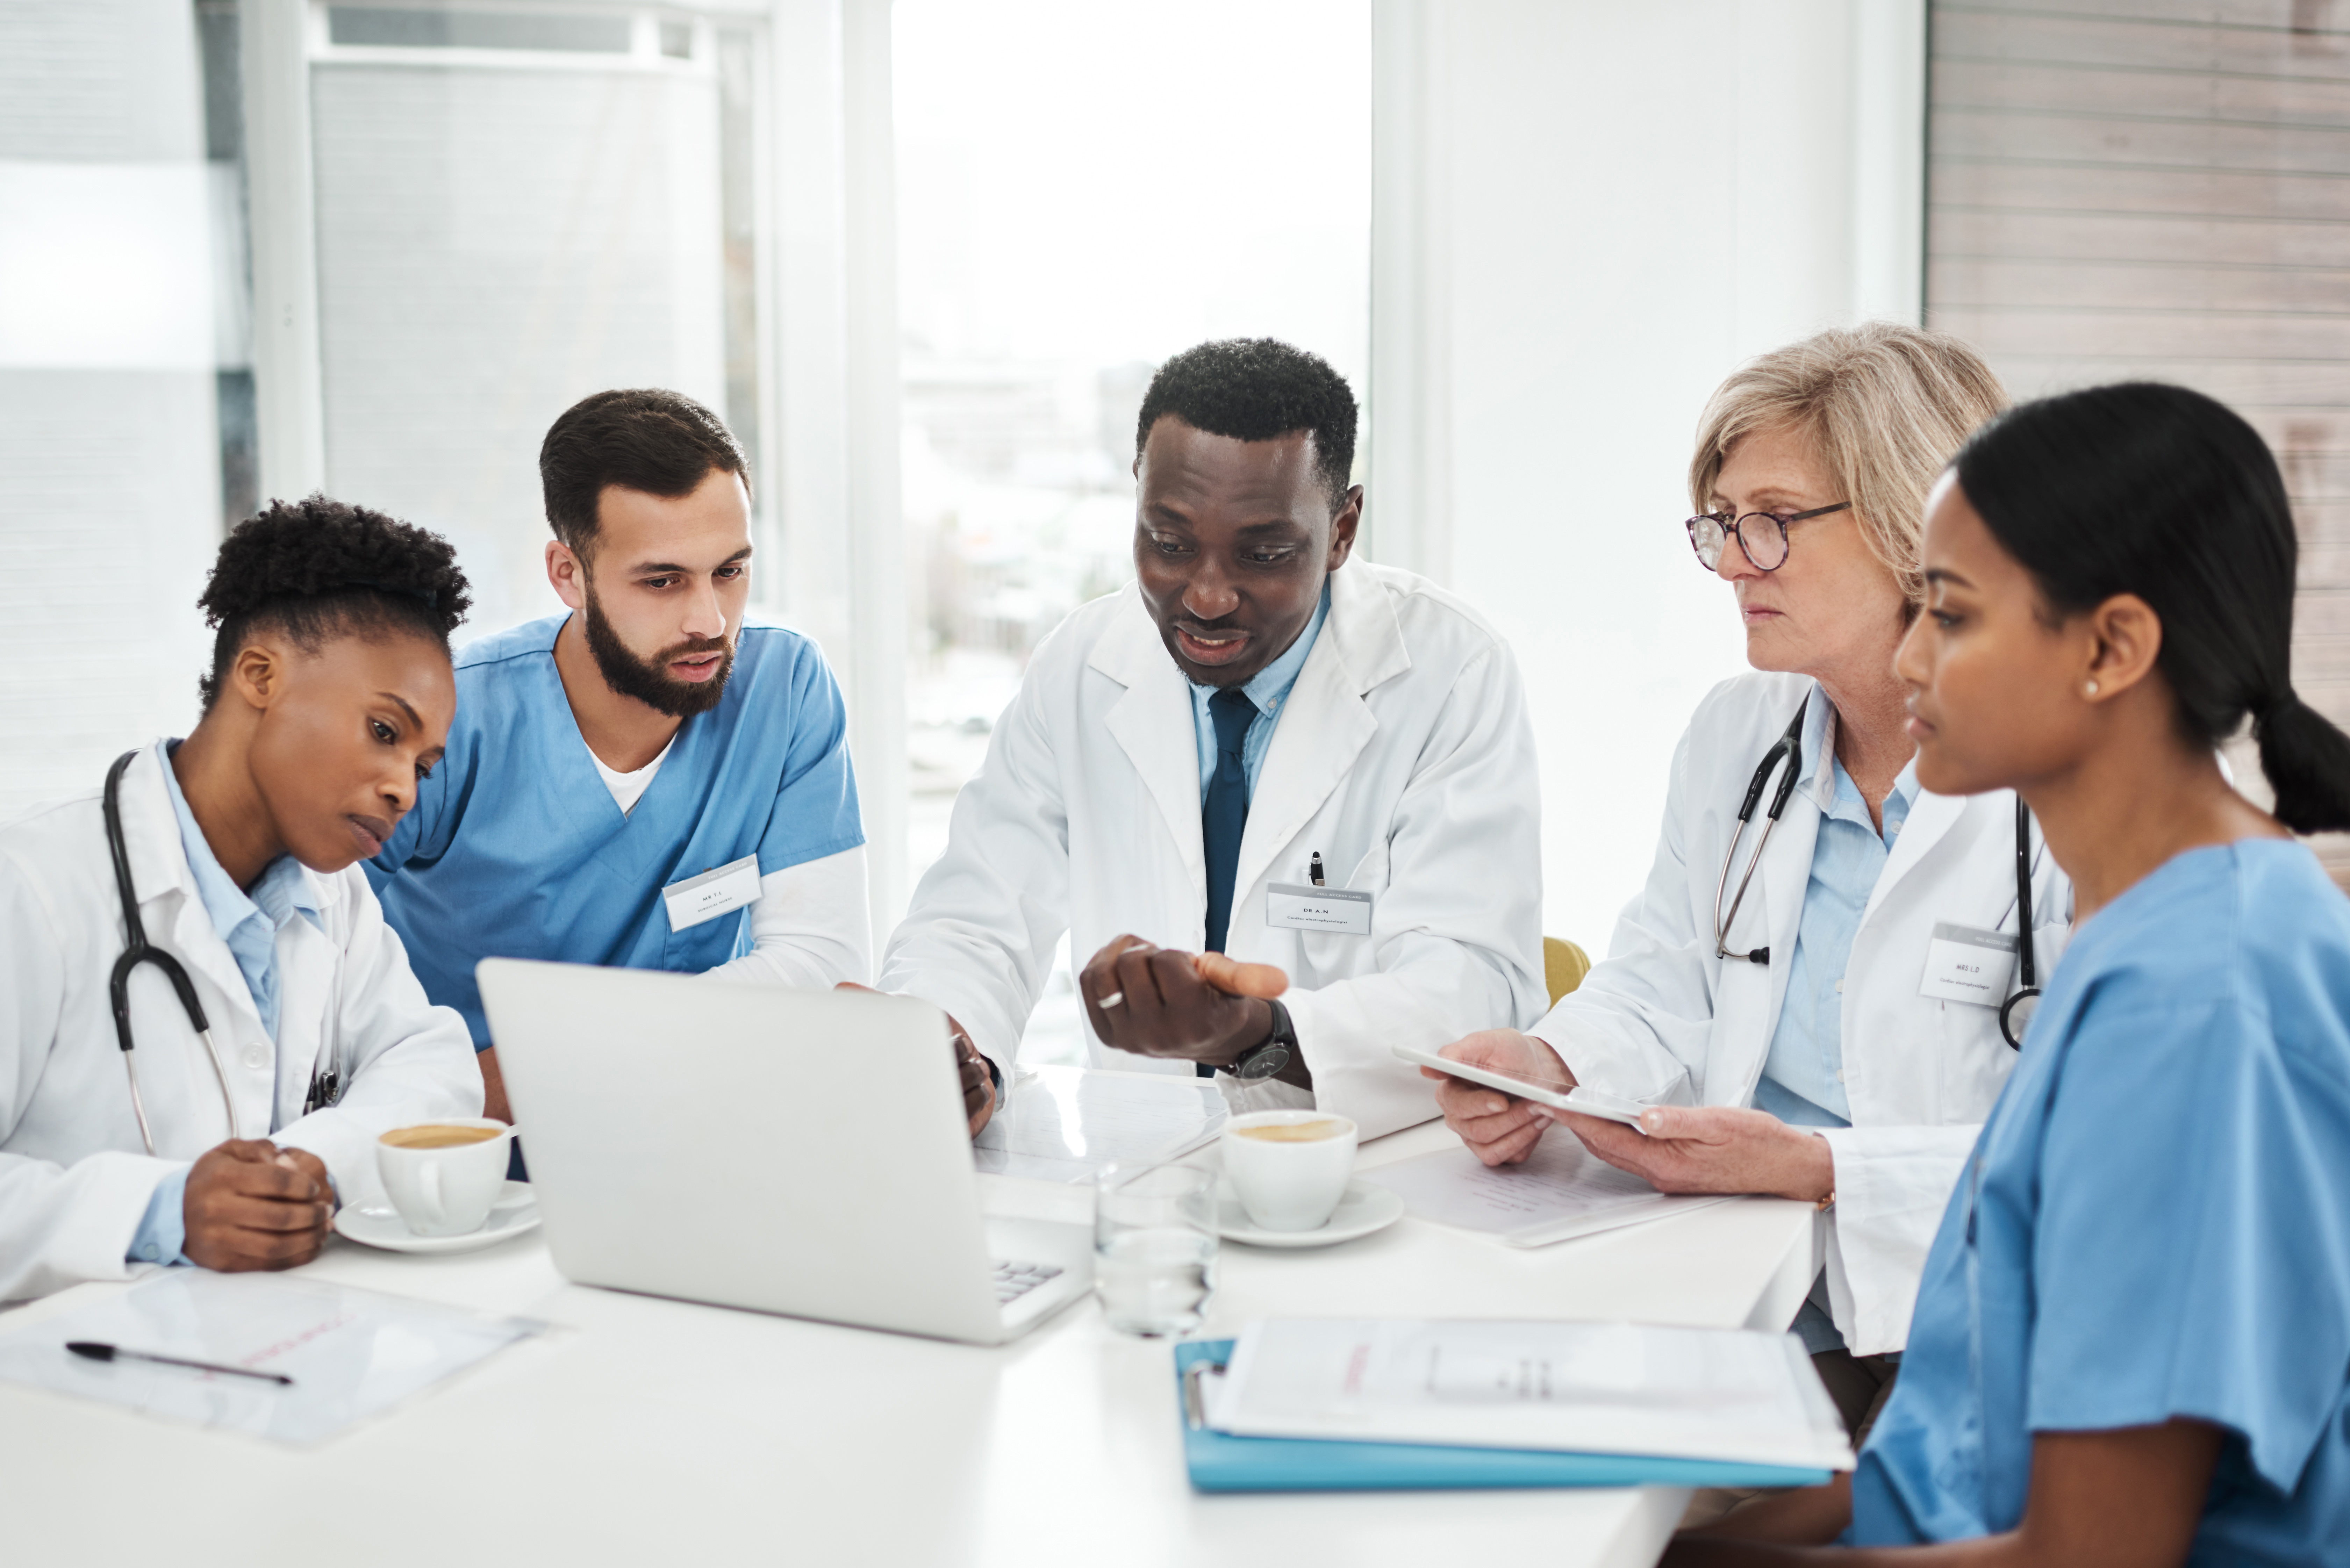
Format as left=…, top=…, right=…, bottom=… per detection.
left=1852, top=841, right=2350, bottom=1559
left=128, top=745, right=320, bottom=1267
left=1753, top=753, right=1918, bottom=1130
left=1189, top=582, right=1330, bottom=801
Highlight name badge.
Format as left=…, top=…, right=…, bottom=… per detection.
left=1266, top=882, right=1373, bottom=936
left=662, top=854, right=762, bottom=933
left=1918, top=920, right=2016, bottom=1006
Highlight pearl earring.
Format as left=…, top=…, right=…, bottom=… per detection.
left=2084, top=681, right=2099, bottom=697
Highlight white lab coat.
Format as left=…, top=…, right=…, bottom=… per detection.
left=0, top=741, right=483, bottom=1301
left=881, top=561, right=1549, bottom=1141
left=1533, top=671, right=2072, bottom=1357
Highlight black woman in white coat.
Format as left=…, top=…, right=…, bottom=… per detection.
left=0, top=500, right=483, bottom=1301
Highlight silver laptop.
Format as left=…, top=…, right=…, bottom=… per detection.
left=476, top=958, right=1092, bottom=1345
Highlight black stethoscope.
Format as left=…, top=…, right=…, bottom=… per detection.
left=104, top=750, right=236, bottom=1156
left=1713, top=700, right=2042, bottom=1051
left=1998, top=795, right=2041, bottom=1050
left=102, top=751, right=349, bottom=1156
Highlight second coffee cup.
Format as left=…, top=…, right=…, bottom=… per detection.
left=1220, top=1110, right=1358, bottom=1233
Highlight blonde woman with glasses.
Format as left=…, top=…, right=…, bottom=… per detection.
left=1423, top=325, right=2071, bottom=1439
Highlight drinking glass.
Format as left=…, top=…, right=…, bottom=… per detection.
left=1093, top=1161, right=1218, bottom=1338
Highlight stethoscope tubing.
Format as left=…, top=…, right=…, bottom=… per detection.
left=1999, top=794, right=2041, bottom=1051
left=1714, top=698, right=1809, bottom=965
left=1714, top=702, right=2043, bottom=1049
left=103, top=750, right=239, bottom=1156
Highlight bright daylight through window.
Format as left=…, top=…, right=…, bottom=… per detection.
left=892, top=0, right=1371, bottom=1061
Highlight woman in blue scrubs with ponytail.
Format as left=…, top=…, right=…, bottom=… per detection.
left=1670, top=382, right=2350, bottom=1566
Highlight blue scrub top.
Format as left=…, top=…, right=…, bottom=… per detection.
left=367, top=614, right=864, bottom=1046
left=1851, top=840, right=2350, bottom=1562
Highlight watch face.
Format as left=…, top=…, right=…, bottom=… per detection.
left=1233, top=1043, right=1291, bottom=1084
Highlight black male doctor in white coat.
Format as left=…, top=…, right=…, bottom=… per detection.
left=879, top=340, right=1546, bottom=1142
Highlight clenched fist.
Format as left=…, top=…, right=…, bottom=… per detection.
left=180, top=1140, right=335, bottom=1272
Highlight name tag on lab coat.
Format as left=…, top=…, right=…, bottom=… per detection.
left=662, top=854, right=762, bottom=933
left=1918, top=921, right=2016, bottom=1006
left=1266, top=883, right=1373, bottom=936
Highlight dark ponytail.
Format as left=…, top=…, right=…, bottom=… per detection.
left=2254, top=694, right=2350, bottom=835
left=197, top=495, right=473, bottom=709
left=1951, top=382, right=2350, bottom=834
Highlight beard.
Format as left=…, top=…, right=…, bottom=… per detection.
left=581, top=584, right=736, bottom=719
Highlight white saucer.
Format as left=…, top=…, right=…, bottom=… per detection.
left=333, top=1181, right=541, bottom=1254
left=1215, top=1179, right=1406, bottom=1249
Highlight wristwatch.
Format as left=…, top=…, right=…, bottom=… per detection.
left=1220, top=998, right=1297, bottom=1084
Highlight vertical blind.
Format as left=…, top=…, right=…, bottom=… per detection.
left=1927, top=0, right=2350, bottom=882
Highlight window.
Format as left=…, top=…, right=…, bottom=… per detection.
left=893, top=0, right=1373, bottom=1056
left=307, top=5, right=767, bottom=634
left=0, top=0, right=227, bottom=813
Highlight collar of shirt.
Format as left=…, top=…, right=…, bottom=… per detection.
left=1827, top=754, right=1919, bottom=851
left=1189, top=579, right=1332, bottom=799
left=160, top=741, right=321, bottom=1039
left=1799, top=690, right=1920, bottom=850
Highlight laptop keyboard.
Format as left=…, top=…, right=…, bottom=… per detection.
left=992, top=1258, right=1064, bottom=1305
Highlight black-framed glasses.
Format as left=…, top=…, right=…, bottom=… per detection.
left=1685, top=503, right=1851, bottom=573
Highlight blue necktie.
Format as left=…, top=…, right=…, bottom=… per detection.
left=1202, top=687, right=1256, bottom=955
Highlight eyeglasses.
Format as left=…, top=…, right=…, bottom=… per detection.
left=1685, top=503, right=1851, bottom=573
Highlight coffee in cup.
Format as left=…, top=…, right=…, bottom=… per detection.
left=377, top=1118, right=514, bottom=1237
left=1231, top=1118, right=1350, bottom=1144
left=1221, top=1110, right=1358, bottom=1232
left=381, top=1123, right=504, bottom=1150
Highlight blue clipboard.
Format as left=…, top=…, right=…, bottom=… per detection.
left=1175, top=1340, right=1834, bottom=1494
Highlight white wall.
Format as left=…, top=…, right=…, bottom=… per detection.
left=1368, top=0, right=1924, bottom=950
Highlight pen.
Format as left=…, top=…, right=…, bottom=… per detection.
left=67, top=1341, right=294, bottom=1387
left=1309, top=852, right=1324, bottom=887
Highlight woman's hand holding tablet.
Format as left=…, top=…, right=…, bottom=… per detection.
left=1398, top=1033, right=1655, bottom=1169
left=1394, top=1042, right=1650, bottom=1127
left=1406, top=1038, right=1835, bottom=1204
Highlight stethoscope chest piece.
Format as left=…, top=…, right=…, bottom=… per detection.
left=1998, top=986, right=2039, bottom=1050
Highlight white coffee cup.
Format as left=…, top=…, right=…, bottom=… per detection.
left=376, top=1120, right=515, bottom=1238
left=1220, top=1110, right=1358, bottom=1233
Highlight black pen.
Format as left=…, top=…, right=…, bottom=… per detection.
left=67, top=1341, right=294, bottom=1387
left=1309, top=851, right=1325, bottom=887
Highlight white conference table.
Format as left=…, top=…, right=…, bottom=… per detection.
left=0, top=1120, right=1817, bottom=1568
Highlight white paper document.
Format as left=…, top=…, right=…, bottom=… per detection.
left=0, top=1271, right=542, bottom=1445
left=1360, top=1134, right=1736, bottom=1246
left=1216, top=1318, right=1853, bottom=1472
left=973, top=1065, right=1227, bottom=1182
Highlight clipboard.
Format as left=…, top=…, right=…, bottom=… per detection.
left=1173, top=1340, right=1834, bottom=1493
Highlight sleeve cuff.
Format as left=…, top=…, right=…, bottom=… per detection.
left=126, top=1165, right=192, bottom=1267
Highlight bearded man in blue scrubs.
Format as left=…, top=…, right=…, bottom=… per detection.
left=369, top=389, right=997, bottom=1138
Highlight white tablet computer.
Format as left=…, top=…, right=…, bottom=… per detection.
left=1391, top=1043, right=1652, bottom=1134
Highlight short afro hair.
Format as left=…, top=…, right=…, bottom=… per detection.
left=540, top=388, right=751, bottom=559
left=197, top=495, right=472, bottom=709
left=1134, top=339, right=1358, bottom=507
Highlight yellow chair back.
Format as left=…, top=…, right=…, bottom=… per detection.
left=1542, top=936, right=1592, bottom=1006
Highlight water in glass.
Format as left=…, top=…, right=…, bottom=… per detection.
left=1094, top=1163, right=1217, bottom=1337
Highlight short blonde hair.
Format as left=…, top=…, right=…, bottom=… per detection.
left=1688, top=323, right=2007, bottom=607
